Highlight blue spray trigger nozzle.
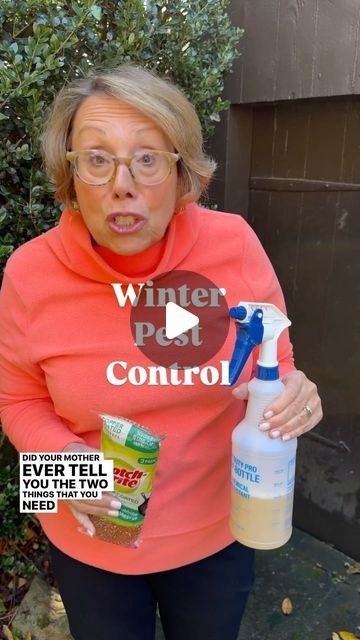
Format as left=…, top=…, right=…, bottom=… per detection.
left=229, top=306, right=247, bottom=321
left=228, top=307, right=264, bottom=386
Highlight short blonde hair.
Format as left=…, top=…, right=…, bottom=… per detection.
left=41, top=65, right=217, bottom=209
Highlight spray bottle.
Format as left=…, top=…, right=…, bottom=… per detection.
left=228, top=302, right=297, bottom=550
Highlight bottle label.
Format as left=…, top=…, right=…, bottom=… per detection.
left=231, top=453, right=296, bottom=499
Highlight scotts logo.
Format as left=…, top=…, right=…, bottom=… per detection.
left=114, top=467, right=148, bottom=489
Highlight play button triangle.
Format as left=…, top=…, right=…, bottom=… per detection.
left=165, top=302, right=199, bottom=340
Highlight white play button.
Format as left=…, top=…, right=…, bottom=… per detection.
left=165, top=301, right=199, bottom=340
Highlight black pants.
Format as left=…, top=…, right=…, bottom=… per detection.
left=49, top=541, right=255, bottom=640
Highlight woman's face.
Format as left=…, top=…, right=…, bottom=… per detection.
left=70, top=95, right=179, bottom=255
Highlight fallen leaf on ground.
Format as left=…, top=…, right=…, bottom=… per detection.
left=23, top=524, right=37, bottom=541
left=281, top=597, right=293, bottom=615
left=7, top=577, right=27, bottom=590
left=332, top=632, right=360, bottom=640
left=1, top=625, right=14, bottom=640
left=345, top=562, right=360, bottom=575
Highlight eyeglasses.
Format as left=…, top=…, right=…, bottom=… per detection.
left=66, top=149, right=180, bottom=186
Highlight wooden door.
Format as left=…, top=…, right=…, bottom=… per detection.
left=248, top=97, right=360, bottom=558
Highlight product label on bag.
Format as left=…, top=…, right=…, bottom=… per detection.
left=99, top=414, right=162, bottom=528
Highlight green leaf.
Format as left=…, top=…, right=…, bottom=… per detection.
left=50, top=33, right=59, bottom=48
left=90, top=5, right=102, bottom=20
left=45, top=55, right=55, bottom=68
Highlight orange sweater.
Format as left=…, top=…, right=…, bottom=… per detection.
left=0, top=204, right=294, bottom=574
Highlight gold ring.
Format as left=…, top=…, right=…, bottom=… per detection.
left=303, top=404, right=313, bottom=419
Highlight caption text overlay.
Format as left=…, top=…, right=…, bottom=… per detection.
left=19, top=452, right=114, bottom=513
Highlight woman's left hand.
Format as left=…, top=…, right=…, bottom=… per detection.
left=232, top=370, right=323, bottom=441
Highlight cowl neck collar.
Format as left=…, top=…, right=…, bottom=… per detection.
left=46, top=203, right=201, bottom=284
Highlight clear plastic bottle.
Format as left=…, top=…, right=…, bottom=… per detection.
left=230, top=376, right=297, bottom=549
left=228, top=302, right=297, bottom=550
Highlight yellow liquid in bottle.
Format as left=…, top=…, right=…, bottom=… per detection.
left=230, top=489, right=294, bottom=550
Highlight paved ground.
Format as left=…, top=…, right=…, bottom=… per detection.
left=12, top=527, right=359, bottom=639
left=155, top=528, right=360, bottom=640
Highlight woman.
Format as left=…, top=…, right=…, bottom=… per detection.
left=0, top=65, right=322, bottom=640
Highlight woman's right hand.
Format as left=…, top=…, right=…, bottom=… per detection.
left=62, top=442, right=120, bottom=536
